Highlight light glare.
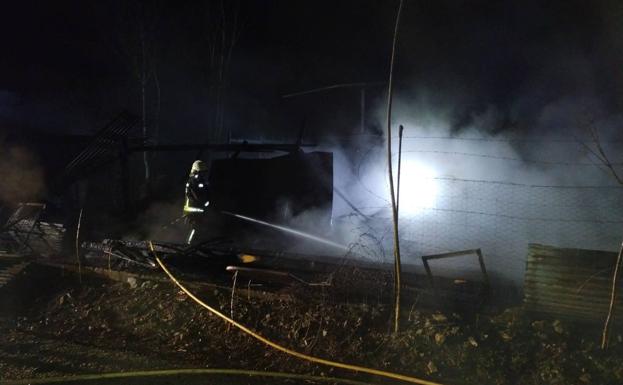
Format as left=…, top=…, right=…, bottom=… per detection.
left=398, top=160, right=437, bottom=215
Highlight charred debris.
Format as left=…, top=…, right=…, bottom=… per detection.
left=1, top=111, right=623, bottom=384
left=0, top=111, right=492, bottom=310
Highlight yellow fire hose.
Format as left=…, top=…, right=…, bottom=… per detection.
left=1, top=368, right=373, bottom=385
left=150, top=242, right=445, bottom=385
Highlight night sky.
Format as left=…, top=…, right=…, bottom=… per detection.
left=1, top=0, right=621, bottom=142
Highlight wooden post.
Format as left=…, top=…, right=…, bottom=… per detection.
left=396, top=125, right=404, bottom=214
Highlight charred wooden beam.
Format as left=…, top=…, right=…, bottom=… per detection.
left=128, top=142, right=317, bottom=153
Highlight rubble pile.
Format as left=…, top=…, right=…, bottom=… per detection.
left=1, top=278, right=622, bottom=384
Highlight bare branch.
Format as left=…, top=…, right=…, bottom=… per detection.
left=577, top=120, right=623, bottom=185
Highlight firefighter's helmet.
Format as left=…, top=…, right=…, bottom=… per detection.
left=190, top=160, right=208, bottom=175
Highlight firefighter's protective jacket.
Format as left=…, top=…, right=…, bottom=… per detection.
left=184, top=172, right=210, bottom=214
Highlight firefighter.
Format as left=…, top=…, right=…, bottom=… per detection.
left=184, top=160, right=210, bottom=244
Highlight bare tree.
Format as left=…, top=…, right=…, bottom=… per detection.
left=104, top=0, right=162, bottom=181
left=201, top=0, right=243, bottom=146
left=386, top=0, right=405, bottom=334
left=577, top=124, right=623, bottom=349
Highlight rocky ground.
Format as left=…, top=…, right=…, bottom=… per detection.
left=1, top=265, right=622, bottom=385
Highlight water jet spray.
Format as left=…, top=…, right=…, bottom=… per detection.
left=221, top=211, right=349, bottom=251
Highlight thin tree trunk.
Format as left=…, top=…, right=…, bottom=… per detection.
left=360, top=87, right=366, bottom=134
left=602, top=240, right=623, bottom=349
left=153, top=63, right=161, bottom=145
left=140, top=20, right=149, bottom=181
left=75, top=208, right=83, bottom=284
left=386, top=0, right=404, bottom=334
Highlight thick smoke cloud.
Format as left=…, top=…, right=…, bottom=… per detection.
left=319, top=0, right=623, bottom=289
left=0, top=91, right=46, bottom=206
left=0, top=142, right=45, bottom=205
left=324, top=73, right=623, bottom=289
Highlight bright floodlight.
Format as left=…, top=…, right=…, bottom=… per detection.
left=398, top=159, right=438, bottom=215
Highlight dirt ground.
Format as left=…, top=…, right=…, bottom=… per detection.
left=1, top=264, right=623, bottom=385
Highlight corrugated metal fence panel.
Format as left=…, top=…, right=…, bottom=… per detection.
left=524, top=243, right=623, bottom=322
left=64, top=111, right=139, bottom=181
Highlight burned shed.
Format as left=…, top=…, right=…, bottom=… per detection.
left=209, top=151, right=333, bottom=225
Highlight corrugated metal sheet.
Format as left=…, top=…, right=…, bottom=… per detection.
left=524, top=243, right=622, bottom=322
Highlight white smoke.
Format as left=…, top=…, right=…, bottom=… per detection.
left=324, top=89, right=623, bottom=288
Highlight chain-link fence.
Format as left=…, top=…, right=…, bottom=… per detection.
left=333, top=135, right=623, bottom=288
